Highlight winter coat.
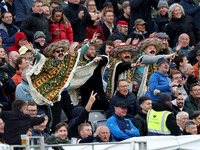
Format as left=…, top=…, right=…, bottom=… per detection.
left=106, top=91, right=138, bottom=118
left=100, top=22, right=117, bottom=40
left=49, top=19, right=73, bottom=44
left=63, top=2, right=94, bottom=42
left=154, top=13, right=170, bottom=32
left=149, top=71, right=172, bottom=102
left=184, top=95, right=199, bottom=117
left=129, top=0, right=159, bottom=33
left=6, top=32, right=27, bottom=54
left=166, top=15, right=200, bottom=47
left=129, top=28, right=149, bottom=42
left=180, top=0, right=200, bottom=31
left=150, top=101, right=181, bottom=135
left=0, top=63, right=16, bottom=77
left=20, top=11, right=52, bottom=44
left=133, top=111, right=148, bottom=136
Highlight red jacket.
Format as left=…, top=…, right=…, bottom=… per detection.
left=49, top=20, right=73, bottom=44
left=86, top=25, right=106, bottom=42
left=7, top=32, right=27, bottom=54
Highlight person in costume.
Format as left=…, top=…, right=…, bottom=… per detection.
left=25, top=32, right=99, bottom=132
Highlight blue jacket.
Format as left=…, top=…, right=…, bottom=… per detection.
left=180, top=0, right=200, bottom=30
left=149, top=71, right=172, bottom=102
left=31, top=128, right=49, bottom=144
left=106, top=114, right=140, bottom=141
left=15, top=80, right=34, bottom=102
left=173, top=43, right=191, bottom=58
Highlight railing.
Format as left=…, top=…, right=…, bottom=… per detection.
left=8, top=136, right=147, bottom=150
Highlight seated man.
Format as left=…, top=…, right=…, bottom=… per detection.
left=93, top=126, right=114, bottom=142
left=183, top=120, right=197, bottom=135
left=106, top=101, right=140, bottom=141
left=176, top=111, right=189, bottom=134
left=107, top=79, right=138, bottom=118
left=173, top=33, right=191, bottom=58
left=133, top=96, right=152, bottom=136
left=32, top=115, right=49, bottom=143
left=147, top=91, right=181, bottom=136
left=77, top=123, right=101, bottom=143
left=184, top=83, right=200, bottom=117
left=172, top=93, right=188, bottom=116
left=149, top=57, right=178, bottom=102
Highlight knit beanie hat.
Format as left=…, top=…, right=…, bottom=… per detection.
left=157, top=0, right=169, bottom=9
left=34, top=31, right=46, bottom=41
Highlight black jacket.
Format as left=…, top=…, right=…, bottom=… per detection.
left=20, top=11, right=52, bottom=44
left=133, top=111, right=147, bottom=136
left=154, top=13, right=170, bottom=32
left=166, top=15, right=200, bottom=47
left=129, top=0, right=159, bottom=33
left=0, top=111, right=45, bottom=145
left=172, top=104, right=188, bottom=117
left=100, top=22, right=117, bottom=40
left=0, top=63, right=16, bottom=77
left=107, top=91, right=138, bottom=118
left=64, top=2, right=94, bottom=42
left=151, top=101, right=181, bottom=136
left=68, top=107, right=89, bottom=139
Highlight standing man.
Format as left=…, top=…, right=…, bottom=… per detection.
left=106, top=101, right=140, bottom=141
left=64, top=0, right=94, bottom=42
left=147, top=92, right=181, bottom=136
left=20, top=0, right=52, bottom=44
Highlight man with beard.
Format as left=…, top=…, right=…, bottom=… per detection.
left=107, top=21, right=129, bottom=43
left=133, top=37, right=176, bottom=97
left=147, top=91, right=181, bottom=135
left=172, top=93, right=188, bottom=116
left=70, top=39, right=109, bottom=110
left=149, top=57, right=179, bottom=102
left=184, top=83, right=200, bottom=117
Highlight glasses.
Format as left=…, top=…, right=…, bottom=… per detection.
left=192, top=89, right=200, bottom=92
left=55, top=49, right=64, bottom=53
left=119, top=85, right=129, bottom=88
left=4, top=16, right=12, bottom=19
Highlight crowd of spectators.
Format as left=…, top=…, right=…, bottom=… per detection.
left=1, top=0, right=200, bottom=147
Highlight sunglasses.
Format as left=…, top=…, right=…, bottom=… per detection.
left=55, top=49, right=64, bottom=53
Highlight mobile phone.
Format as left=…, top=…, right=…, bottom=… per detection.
left=56, top=29, right=60, bottom=31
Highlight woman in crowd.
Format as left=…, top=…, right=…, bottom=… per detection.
left=49, top=6, right=73, bottom=44
left=166, top=3, right=200, bottom=48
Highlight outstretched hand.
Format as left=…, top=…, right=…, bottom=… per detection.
left=24, top=41, right=35, bottom=53
left=88, top=90, right=97, bottom=104
left=91, top=32, right=100, bottom=43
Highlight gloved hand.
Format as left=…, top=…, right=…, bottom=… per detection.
left=2, top=73, right=8, bottom=84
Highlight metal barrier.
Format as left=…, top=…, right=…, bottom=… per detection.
left=9, top=136, right=147, bottom=150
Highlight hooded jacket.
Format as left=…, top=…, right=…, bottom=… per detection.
left=6, top=32, right=27, bottom=54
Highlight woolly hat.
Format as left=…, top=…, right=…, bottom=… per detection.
left=157, top=0, right=169, bottom=9
left=34, top=31, right=46, bottom=41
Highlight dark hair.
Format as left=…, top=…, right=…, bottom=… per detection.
left=189, top=83, right=200, bottom=92
left=103, top=9, right=114, bottom=16
left=116, top=79, right=127, bottom=87
left=1, top=12, right=12, bottom=18
left=50, top=0, right=60, bottom=6
left=27, top=101, right=37, bottom=106
left=49, top=6, right=69, bottom=29
left=192, top=111, right=200, bottom=119
left=32, top=0, right=42, bottom=7
left=15, top=56, right=27, bottom=71
left=173, top=53, right=186, bottom=69
left=106, top=41, right=114, bottom=47
left=138, top=96, right=151, bottom=105
left=12, top=99, right=26, bottom=111
left=55, top=122, right=68, bottom=132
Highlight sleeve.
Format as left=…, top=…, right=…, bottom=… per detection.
left=64, top=7, right=81, bottom=27
left=78, top=135, right=95, bottom=143
left=5, top=75, right=15, bottom=93
left=166, top=114, right=181, bottom=136
left=79, top=42, right=91, bottom=57
left=31, top=116, right=45, bottom=126
left=125, top=120, right=140, bottom=137
left=0, top=30, right=16, bottom=44
left=181, top=2, right=200, bottom=16
left=141, top=55, right=166, bottom=64
left=20, top=17, right=36, bottom=40
left=116, top=62, right=132, bottom=75
left=184, top=98, right=196, bottom=117
left=133, top=115, right=145, bottom=136
left=149, top=74, right=171, bottom=93
left=66, top=22, right=73, bottom=44
left=130, top=0, right=146, bottom=9
left=106, top=117, right=131, bottom=140
left=46, top=134, right=56, bottom=144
